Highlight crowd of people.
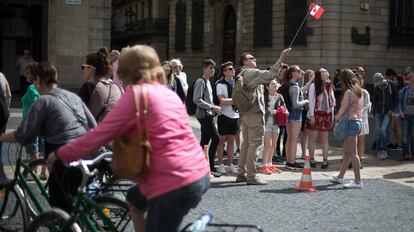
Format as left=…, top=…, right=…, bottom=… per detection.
left=162, top=49, right=414, bottom=189
left=0, top=45, right=412, bottom=231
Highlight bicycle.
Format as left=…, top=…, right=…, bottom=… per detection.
left=28, top=152, right=134, bottom=232
left=181, top=212, right=264, bottom=232
left=0, top=144, right=50, bottom=231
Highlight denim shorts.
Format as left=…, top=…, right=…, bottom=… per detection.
left=25, top=137, right=45, bottom=155
left=288, top=108, right=303, bottom=122
left=265, top=119, right=280, bottom=133
left=126, top=174, right=210, bottom=232
left=347, top=119, right=363, bottom=136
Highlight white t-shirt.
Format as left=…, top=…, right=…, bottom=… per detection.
left=216, top=82, right=239, bottom=119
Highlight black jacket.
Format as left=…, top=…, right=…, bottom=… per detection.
left=372, top=80, right=397, bottom=115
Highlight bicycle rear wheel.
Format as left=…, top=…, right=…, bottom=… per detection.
left=0, top=185, right=29, bottom=231
left=27, top=208, right=81, bottom=232
left=92, top=195, right=134, bottom=232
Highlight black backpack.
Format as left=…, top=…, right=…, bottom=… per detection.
left=277, top=83, right=293, bottom=110
left=0, top=86, right=10, bottom=133
left=212, top=78, right=234, bottom=106
left=185, top=78, right=206, bottom=115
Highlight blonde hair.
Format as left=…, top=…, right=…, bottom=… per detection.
left=117, top=45, right=166, bottom=85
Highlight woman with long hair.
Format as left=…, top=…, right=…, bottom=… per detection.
left=332, top=69, right=364, bottom=188
left=284, top=65, right=309, bottom=170
left=47, top=45, right=210, bottom=232
left=307, top=68, right=335, bottom=169
left=79, top=47, right=123, bottom=122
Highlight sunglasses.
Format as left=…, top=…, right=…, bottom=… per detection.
left=225, top=67, right=234, bottom=72
left=81, top=64, right=96, bottom=70
left=244, top=57, right=256, bottom=61
left=293, top=69, right=303, bottom=73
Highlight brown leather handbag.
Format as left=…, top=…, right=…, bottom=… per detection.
left=112, top=85, right=151, bottom=179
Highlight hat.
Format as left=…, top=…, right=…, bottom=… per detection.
left=372, top=72, right=384, bottom=87
left=169, top=59, right=183, bottom=68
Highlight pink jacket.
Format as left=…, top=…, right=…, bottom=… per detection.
left=57, top=83, right=209, bottom=199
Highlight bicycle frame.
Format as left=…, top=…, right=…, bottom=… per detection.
left=0, top=155, right=50, bottom=219
left=61, top=193, right=119, bottom=232
left=59, top=153, right=122, bottom=232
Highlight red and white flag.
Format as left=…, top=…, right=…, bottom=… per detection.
left=309, top=3, right=325, bottom=20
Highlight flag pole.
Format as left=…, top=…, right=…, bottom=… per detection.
left=288, top=11, right=310, bottom=49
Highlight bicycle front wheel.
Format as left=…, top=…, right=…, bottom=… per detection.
left=27, top=208, right=81, bottom=232
left=0, top=185, right=29, bottom=231
left=93, top=195, right=134, bottom=232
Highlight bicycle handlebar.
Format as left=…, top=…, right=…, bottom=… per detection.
left=68, top=151, right=113, bottom=190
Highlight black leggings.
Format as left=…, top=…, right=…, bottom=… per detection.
left=276, top=126, right=287, bottom=156
left=197, top=116, right=219, bottom=171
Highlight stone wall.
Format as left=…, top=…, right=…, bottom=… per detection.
left=48, top=0, right=111, bottom=89
left=168, top=0, right=414, bottom=83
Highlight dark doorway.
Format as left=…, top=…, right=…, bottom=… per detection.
left=0, top=1, right=47, bottom=92
left=222, top=6, right=236, bottom=64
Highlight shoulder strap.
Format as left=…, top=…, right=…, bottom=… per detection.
left=48, top=92, right=89, bottom=129
left=345, top=90, right=352, bottom=114
left=95, top=81, right=113, bottom=121
left=132, top=85, right=149, bottom=135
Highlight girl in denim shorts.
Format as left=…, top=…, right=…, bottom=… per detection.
left=332, top=69, right=364, bottom=189
left=285, top=65, right=309, bottom=170
left=261, top=80, right=284, bottom=175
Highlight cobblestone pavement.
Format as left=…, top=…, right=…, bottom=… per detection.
left=2, top=108, right=414, bottom=231
left=183, top=179, right=414, bottom=232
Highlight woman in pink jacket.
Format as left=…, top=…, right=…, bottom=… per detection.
left=47, top=45, right=210, bottom=232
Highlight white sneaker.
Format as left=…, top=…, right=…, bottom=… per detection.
left=382, top=151, right=389, bottom=159
left=331, top=173, right=344, bottom=184
left=377, top=151, right=385, bottom=160
left=217, top=164, right=227, bottom=174
left=343, top=181, right=363, bottom=189
left=228, top=164, right=238, bottom=174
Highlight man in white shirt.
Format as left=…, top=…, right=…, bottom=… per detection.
left=216, top=61, right=239, bottom=174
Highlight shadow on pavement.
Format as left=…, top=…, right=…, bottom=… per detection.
left=383, top=171, right=414, bottom=179
left=259, top=182, right=346, bottom=194
left=210, top=181, right=247, bottom=189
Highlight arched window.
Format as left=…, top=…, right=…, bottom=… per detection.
left=191, top=0, right=204, bottom=50
left=389, top=0, right=414, bottom=47
left=254, top=0, right=273, bottom=47
left=284, top=0, right=306, bottom=47
left=175, top=0, right=186, bottom=51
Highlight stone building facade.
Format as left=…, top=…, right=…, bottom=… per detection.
left=168, top=0, right=414, bottom=83
left=1, top=0, right=111, bottom=91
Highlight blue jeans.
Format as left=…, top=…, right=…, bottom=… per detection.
left=375, top=113, right=391, bottom=152
left=402, top=115, right=414, bottom=155
left=126, top=174, right=210, bottom=232
left=25, top=137, right=45, bottom=155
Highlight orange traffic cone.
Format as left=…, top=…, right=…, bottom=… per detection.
left=293, top=155, right=318, bottom=192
